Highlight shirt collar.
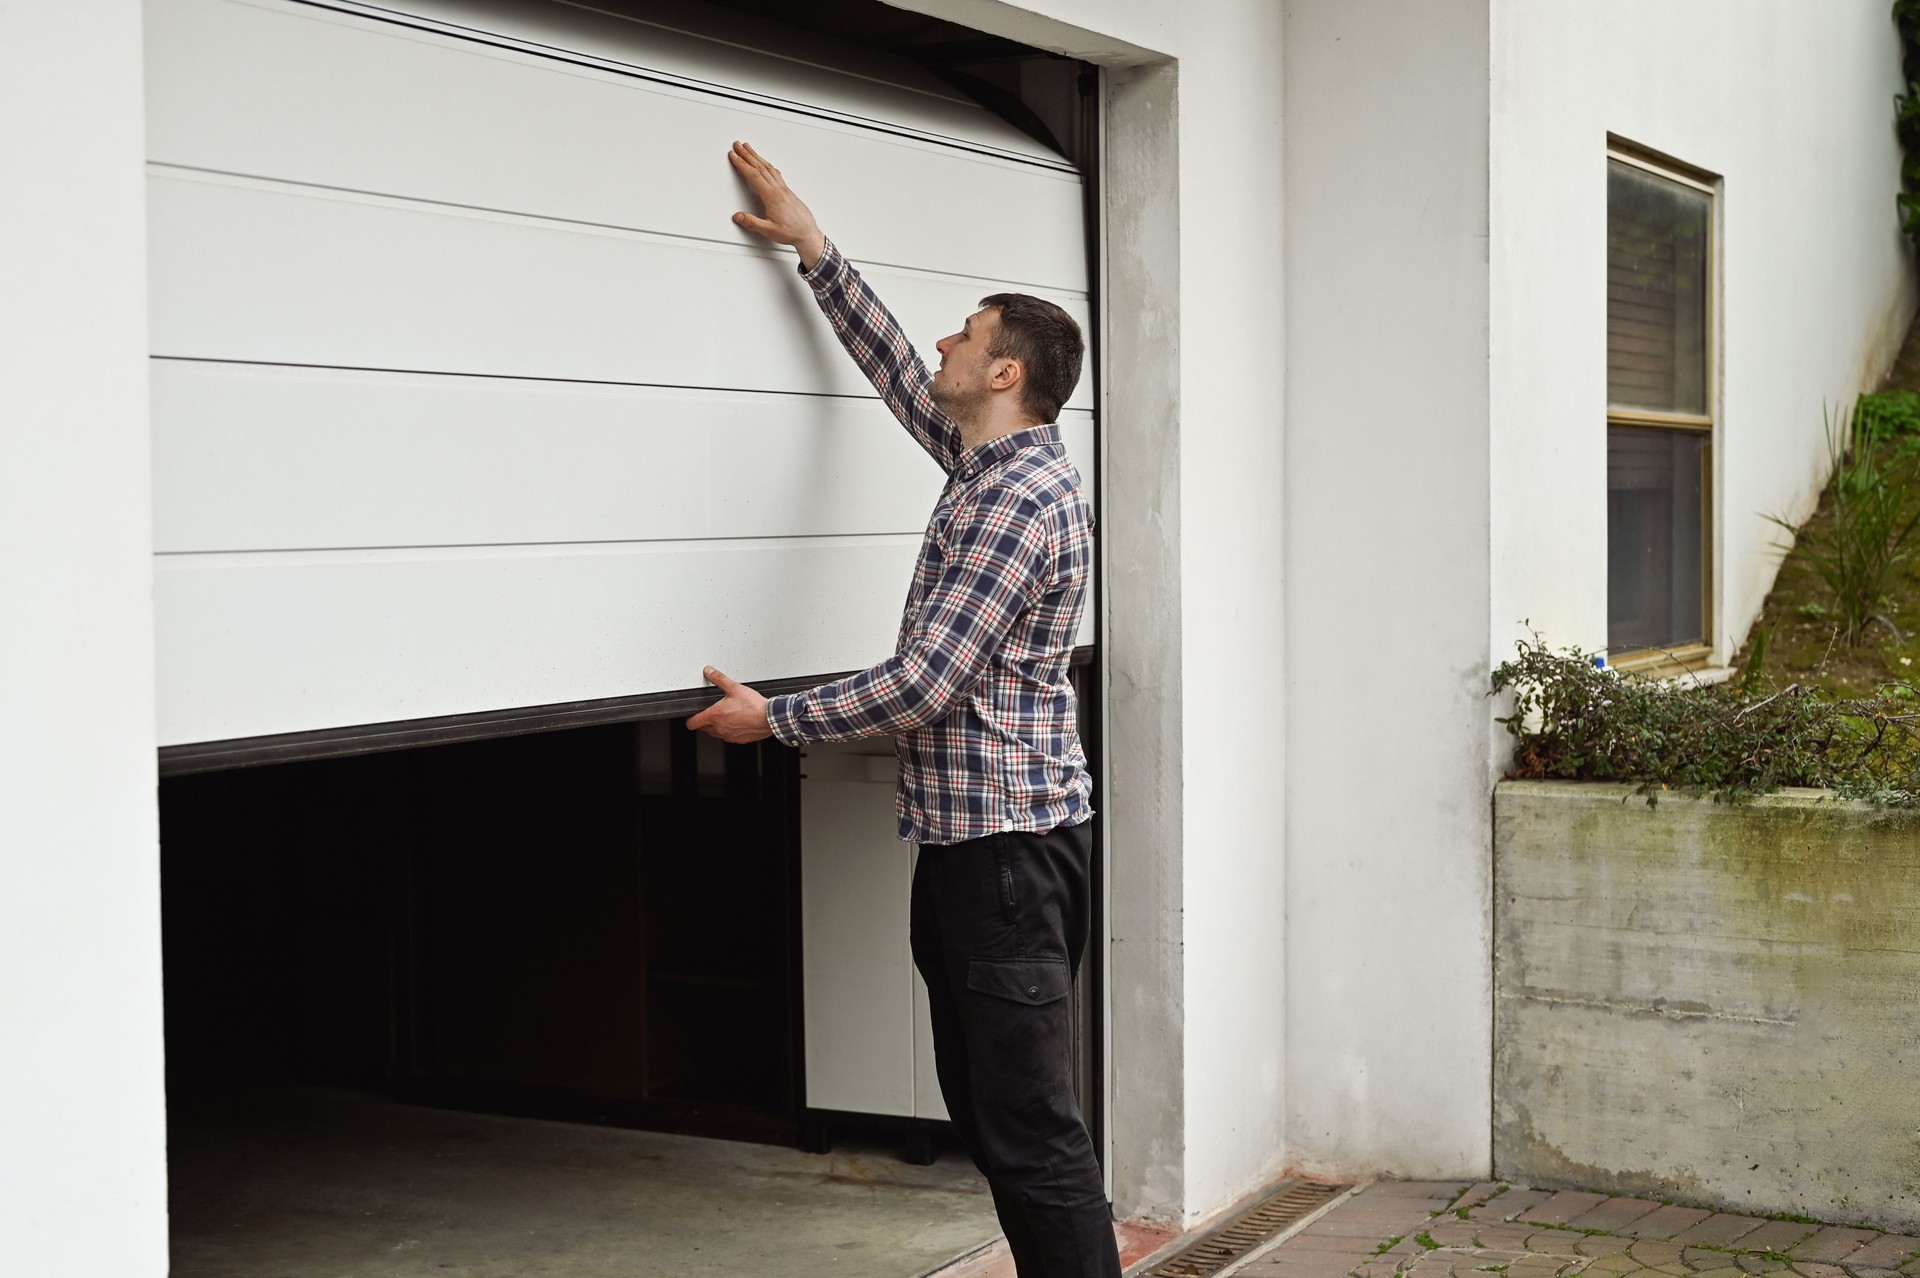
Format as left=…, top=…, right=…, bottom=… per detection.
left=954, top=423, right=1062, bottom=481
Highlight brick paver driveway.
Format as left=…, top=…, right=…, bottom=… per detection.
left=1240, top=1182, right=1920, bottom=1278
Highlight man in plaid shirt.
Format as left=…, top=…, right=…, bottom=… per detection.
left=689, top=142, right=1117, bottom=1278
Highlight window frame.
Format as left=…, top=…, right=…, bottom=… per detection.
left=1605, top=140, right=1721, bottom=675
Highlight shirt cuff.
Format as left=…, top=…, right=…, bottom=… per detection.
left=797, top=237, right=847, bottom=292
left=765, top=692, right=807, bottom=747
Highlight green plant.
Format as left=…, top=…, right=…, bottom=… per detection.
left=1854, top=388, right=1920, bottom=438
left=1414, top=1234, right=1441, bottom=1252
left=1738, top=622, right=1772, bottom=690
left=1896, top=1, right=1920, bottom=245
left=1492, top=636, right=1920, bottom=805
left=1766, top=403, right=1920, bottom=646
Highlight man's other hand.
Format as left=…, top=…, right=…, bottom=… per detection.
left=685, top=665, right=773, bottom=743
left=728, top=141, right=827, bottom=270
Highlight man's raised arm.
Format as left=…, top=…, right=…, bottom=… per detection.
left=727, top=141, right=961, bottom=472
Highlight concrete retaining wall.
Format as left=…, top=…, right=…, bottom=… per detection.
left=1494, top=781, right=1920, bottom=1230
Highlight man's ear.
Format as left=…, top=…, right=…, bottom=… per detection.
left=990, top=357, right=1024, bottom=393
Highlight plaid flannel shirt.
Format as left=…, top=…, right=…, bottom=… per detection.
left=765, top=240, right=1095, bottom=845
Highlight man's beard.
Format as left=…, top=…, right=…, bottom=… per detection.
left=930, top=372, right=988, bottom=426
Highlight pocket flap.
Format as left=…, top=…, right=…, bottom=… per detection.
left=966, top=956, right=1070, bottom=1005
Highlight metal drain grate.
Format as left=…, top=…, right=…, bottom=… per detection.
left=1140, top=1179, right=1352, bottom=1278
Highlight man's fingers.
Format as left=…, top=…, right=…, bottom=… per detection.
left=733, top=211, right=779, bottom=238
left=730, top=160, right=775, bottom=202
left=740, top=140, right=774, bottom=173
left=686, top=666, right=735, bottom=732
left=685, top=663, right=769, bottom=744
left=731, top=140, right=771, bottom=179
left=731, top=141, right=772, bottom=181
left=734, top=141, right=784, bottom=191
left=727, top=143, right=774, bottom=195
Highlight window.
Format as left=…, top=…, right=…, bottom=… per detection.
left=1607, top=148, right=1716, bottom=662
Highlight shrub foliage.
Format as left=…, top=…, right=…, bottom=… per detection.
left=1492, top=638, right=1920, bottom=805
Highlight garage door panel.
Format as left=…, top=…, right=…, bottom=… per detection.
left=154, top=537, right=919, bottom=746
left=163, top=0, right=1059, bottom=167
left=1058, top=417, right=1095, bottom=492
left=148, top=0, right=1086, bottom=292
left=155, top=361, right=1096, bottom=554
left=148, top=170, right=1094, bottom=411
left=340, top=0, right=1053, bottom=159
left=153, top=361, right=944, bottom=551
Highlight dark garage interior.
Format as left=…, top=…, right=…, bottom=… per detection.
left=161, top=722, right=804, bottom=1143
left=158, top=725, right=1003, bottom=1278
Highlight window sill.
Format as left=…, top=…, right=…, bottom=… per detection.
left=1608, top=646, right=1729, bottom=684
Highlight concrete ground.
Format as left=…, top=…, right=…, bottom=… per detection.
left=1241, top=1182, right=1920, bottom=1278
left=169, top=1084, right=1001, bottom=1278
left=172, top=1091, right=1920, bottom=1278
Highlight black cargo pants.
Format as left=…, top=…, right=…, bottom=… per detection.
left=910, top=820, right=1123, bottom=1278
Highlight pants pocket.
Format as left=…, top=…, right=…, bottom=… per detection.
left=992, top=835, right=1017, bottom=920
left=963, top=955, right=1074, bottom=1103
left=966, top=955, right=1070, bottom=1006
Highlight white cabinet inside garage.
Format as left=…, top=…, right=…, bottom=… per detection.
left=799, top=743, right=947, bottom=1121
left=145, top=0, right=1093, bottom=748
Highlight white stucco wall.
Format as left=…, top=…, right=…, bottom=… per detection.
left=1168, top=0, right=1291, bottom=1220
left=0, top=3, right=170, bottom=1275
left=1490, top=0, right=1916, bottom=665
left=1281, top=0, right=1496, bottom=1180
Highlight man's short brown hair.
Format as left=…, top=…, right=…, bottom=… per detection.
left=978, top=293, right=1084, bottom=424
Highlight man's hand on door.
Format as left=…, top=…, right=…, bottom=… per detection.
left=685, top=666, right=772, bottom=743
left=727, top=140, right=827, bottom=270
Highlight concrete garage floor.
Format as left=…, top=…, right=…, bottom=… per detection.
left=168, top=1086, right=1002, bottom=1278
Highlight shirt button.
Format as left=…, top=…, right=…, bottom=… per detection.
left=1027, top=986, right=1040, bottom=998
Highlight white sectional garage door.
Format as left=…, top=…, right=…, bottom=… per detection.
left=146, top=0, right=1093, bottom=747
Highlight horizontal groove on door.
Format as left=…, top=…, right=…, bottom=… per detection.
left=158, top=646, right=1096, bottom=776
left=141, top=163, right=1089, bottom=300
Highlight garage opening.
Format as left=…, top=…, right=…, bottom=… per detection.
left=149, top=0, right=1101, bottom=1272
left=161, top=695, right=1100, bottom=1274
left=161, top=724, right=1004, bottom=1276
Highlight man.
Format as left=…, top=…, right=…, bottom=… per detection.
left=687, top=141, right=1119, bottom=1278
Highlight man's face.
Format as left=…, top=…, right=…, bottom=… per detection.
left=930, top=307, right=1001, bottom=419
